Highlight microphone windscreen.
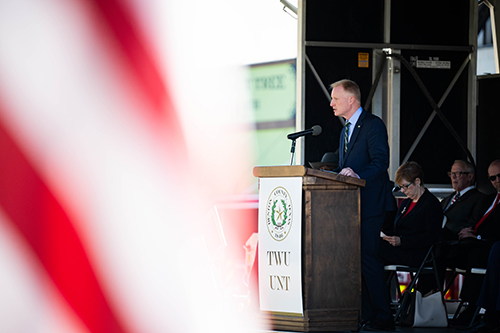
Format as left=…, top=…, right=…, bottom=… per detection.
left=312, top=125, right=322, bottom=136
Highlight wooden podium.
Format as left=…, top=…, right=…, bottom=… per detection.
left=253, top=166, right=365, bottom=332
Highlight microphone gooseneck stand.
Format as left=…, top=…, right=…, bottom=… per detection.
left=289, top=139, right=296, bottom=165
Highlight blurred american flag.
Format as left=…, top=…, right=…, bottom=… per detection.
left=0, top=0, right=258, bottom=332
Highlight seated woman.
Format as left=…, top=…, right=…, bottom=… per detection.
left=379, top=161, right=443, bottom=275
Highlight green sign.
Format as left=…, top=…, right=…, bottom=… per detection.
left=249, top=60, right=296, bottom=168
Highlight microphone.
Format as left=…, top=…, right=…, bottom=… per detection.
left=287, top=125, right=322, bottom=140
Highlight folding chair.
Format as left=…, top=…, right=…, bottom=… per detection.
left=444, top=267, right=466, bottom=320
left=444, top=267, right=467, bottom=296
left=383, top=244, right=445, bottom=323
left=453, top=268, right=488, bottom=327
left=443, top=268, right=467, bottom=320
left=385, top=263, right=435, bottom=308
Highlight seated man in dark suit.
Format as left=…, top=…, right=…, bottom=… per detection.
left=442, top=160, right=485, bottom=241
left=441, top=159, right=500, bottom=326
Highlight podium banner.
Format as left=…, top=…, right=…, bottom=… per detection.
left=258, top=177, right=303, bottom=315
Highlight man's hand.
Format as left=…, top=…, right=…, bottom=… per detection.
left=458, top=227, right=476, bottom=240
left=339, top=167, right=360, bottom=178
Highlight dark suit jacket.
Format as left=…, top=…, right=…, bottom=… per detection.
left=473, top=192, right=500, bottom=247
left=442, top=188, right=485, bottom=240
left=334, top=109, right=396, bottom=219
left=439, top=193, right=500, bottom=303
left=392, top=189, right=443, bottom=248
left=383, top=189, right=443, bottom=265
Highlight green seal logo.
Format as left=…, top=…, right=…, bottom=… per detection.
left=266, top=186, right=293, bottom=241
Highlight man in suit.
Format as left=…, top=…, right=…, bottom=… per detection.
left=444, top=159, right=500, bottom=326
left=441, top=160, right=485, bottom=241
left=330, top=79, right=396, bottom=331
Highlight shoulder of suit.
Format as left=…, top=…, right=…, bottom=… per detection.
left=360, top=109, right=375, bottom=119
left=423, top=188, right=434, bottom=199
left=487, top=192, right=498, bottom=200
left=359, top=111, right=384, bottom=126
left=462, top=188, right=485, bottom=199
left=423, top=188, right=441, bottom=203
left=480, top=192, right=498, bottom=206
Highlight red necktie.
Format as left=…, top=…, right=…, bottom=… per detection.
left=474, top=193, right=500, bottom=233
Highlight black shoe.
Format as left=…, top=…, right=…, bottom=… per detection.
left=359, top=318, right=371, bottom=331
left=362, top=317, right=395, bottom=332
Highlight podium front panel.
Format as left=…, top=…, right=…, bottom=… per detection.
left=258, top=177, right=304, bottom=315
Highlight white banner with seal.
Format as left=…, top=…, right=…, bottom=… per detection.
left=258, top=177, right=303, bottom=315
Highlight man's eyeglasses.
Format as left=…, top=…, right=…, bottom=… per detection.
left=447, top=171, right=470, bottom=178
left=393, top=182, right=412, bottom=192
left=489, top=173, right=500, bottom=182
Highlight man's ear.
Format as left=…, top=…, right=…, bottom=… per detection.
left=468, top=173, right=474, bottom=183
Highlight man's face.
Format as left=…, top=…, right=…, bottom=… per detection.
left=488, top=163, right=500, bottom=192
left=330, top=86, right=353, bottom=119
left=450, top=162, right=473, bottom=192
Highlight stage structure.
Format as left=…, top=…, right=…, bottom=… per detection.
left=296, top=0, right=478, bottom=185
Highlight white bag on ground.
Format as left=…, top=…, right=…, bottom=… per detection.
left=413, top=290, right=448, bottom=327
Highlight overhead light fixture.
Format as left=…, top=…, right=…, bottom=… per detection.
left=280, top=0, right=297, bottom=19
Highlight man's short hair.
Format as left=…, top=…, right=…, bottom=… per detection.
left=330, top=79, right=361, bottom=103
left=453, top=159, right=475, bottom=183
left=453, top=159, right=475, bottom=174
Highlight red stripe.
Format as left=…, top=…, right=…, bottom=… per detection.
left=0, top=114, right=127, bottom=333
left=474, top=194, right=500, bottom=233
left=0, top=2, right=185, bottom=330
left=87, top=0, right=185, bottom=149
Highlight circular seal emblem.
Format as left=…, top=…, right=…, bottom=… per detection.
left=266, top=186, right=293, bottom=241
